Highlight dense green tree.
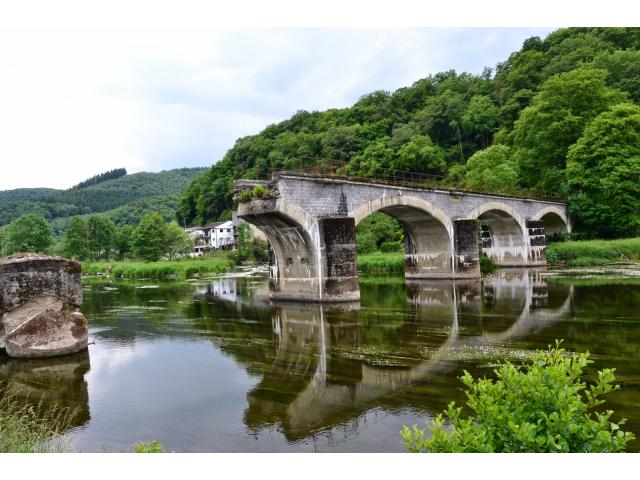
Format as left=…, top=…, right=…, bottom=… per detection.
left=463, top=145, right=518, bottom=192
left=114, top=224, right=135, bottom=260
left=87, top=215, right=116, bottom=260
left=356, top=212, right=403, bottom=252
left=512, top=68, right=626, bottom=193
left=131, top=213, right=168, bottom=262
left=566, top=103, right=640, bottom=239
left=396, top=135, right=447, bottom=174
left=461, top=95, right=500, bottom=148
left=349, top=139, right=395, bottom=176
left=591, top=49, right=640, bottom=103
left=2, top=213, right=52, bottom=255
left=164, top=222, right=194, bottom=260
left=62, top=217, right=90, bottom=260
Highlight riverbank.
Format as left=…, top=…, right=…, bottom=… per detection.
left=82, top=254, right=235, bottom=280
left=547, top=237, right=640, bottom=267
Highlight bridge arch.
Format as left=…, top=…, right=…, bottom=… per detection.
left=240, top=202, right=322, bottom=302
left=468, top=201, right=528, bottom=266
left=351, top=195, right=455, bottom=278
left=533, top=206, right=571, bottom=237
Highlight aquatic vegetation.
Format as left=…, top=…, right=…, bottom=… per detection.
left=402, top=341, right=635, bottom=452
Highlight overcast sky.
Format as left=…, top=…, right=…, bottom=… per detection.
left=0, top=28, right=555, bottom=190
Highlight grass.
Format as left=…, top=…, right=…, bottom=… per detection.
left=82, top=253, right=235, bottom=280
left=0, top=392, right=76, bottom=453
left=357, top=251, right=405, bottom=275
left=547, top=237, right=640, bottom=267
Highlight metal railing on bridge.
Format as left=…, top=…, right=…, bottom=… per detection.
left=261, top=157, right=565, bottom=203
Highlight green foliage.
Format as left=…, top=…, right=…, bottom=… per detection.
left=87, top=215, right=116, bottom=261
left=356, top=212, right=403, bottom=253
left=229, top=221, right=269, bottom=265
left=380, top=240, right=403, bottom=252
left=70, top=168, right=127, bottom=190
left=463, top=145, right=518, bottom=192
left=2, top=213, right=52, bottom=255
left=512, top=68, right=626, bottom=194
left=546, top=237, right=640, bottom=265
left=0, top=168, right=205, bottom=228
left=252, top=184, right=266, bottom=198
left=63, top=216, right=90, bottom=260
left=396, top=135, right=447, bottom=174
left=164, top=221, right=194, bottom=260
left=114, top=224, right=135, bottom=260
left=135, top=441, right=164, bottom=453
left=131, top=212, right=168, bottom=262
left=479, top=254, right=497, bottom=275
left=566, top=103, right=640, bottom=239
left=238, top=190, right=251, bottom=202
left=401, top=341, right=635, bottom=452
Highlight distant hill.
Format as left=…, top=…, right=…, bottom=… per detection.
left=0, top=167, right=208, bottom=227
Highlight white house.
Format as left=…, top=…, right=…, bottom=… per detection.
left=186, top=220, right=235, bottom=255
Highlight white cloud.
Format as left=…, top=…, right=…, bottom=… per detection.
left=0, top=28, right=553, bottom=190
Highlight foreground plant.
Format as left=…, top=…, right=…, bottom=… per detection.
left=0, top=392, right=76, bottom=453
left=402, top=341, right=635, bottom=452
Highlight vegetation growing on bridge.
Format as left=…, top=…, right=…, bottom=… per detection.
left=178, top=28, right=640, bottom=241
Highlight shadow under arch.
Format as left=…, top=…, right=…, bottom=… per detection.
left=469, top=201, right=529, bottom=266
left=351, top=194, right=455, bottom=278
left=533, top=206, right=571, bottom=238
left=241, top=203, right=321, bottom=302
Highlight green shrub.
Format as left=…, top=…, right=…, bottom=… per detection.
left=252, top=185, right=266, bottom=198
left=238, top=190, right=251, bottom=202
left=401, top=341, right=635, bottom=452
left=380, top=240, right=403, bottom=252
left=479, top=254, right=496, bottom=275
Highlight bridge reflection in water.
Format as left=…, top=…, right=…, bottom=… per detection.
left=223, top=269, right=573, bottom=443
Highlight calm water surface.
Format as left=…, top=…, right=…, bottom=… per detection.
left=1, top=269, right=639, bottom=452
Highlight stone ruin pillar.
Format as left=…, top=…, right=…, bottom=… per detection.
left=0, top=253, right=88, bottom=358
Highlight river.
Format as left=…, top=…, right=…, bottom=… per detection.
left=1, top=268, right=639, bottom=452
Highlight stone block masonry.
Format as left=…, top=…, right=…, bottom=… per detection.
left=0, top=253, right=88, bottom=358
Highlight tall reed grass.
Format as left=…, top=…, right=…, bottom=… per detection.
left=0, top=391, right=76, bottom=453
left=547, top=237, right=640, bottom=266
left=82, top=254, right=234, bottom=280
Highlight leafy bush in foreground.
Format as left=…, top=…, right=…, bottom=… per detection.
left=402, top=341, right=635, bottom=452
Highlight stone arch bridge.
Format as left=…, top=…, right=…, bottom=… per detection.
left=234, top=172, right=569, bottom=302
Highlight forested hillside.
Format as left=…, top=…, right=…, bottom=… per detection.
left=0, top=168, right=207, bottom=227
left=178, top=27, right=640, bottom=239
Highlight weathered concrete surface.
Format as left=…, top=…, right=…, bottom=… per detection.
left=0, top=253, right=82, bottom=314
left=235, top=173, right=569, bottom=302
left=0, top=253, right=88, bottom=358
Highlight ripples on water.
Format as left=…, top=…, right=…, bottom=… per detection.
left=1, top=269, right=639, bottom=452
